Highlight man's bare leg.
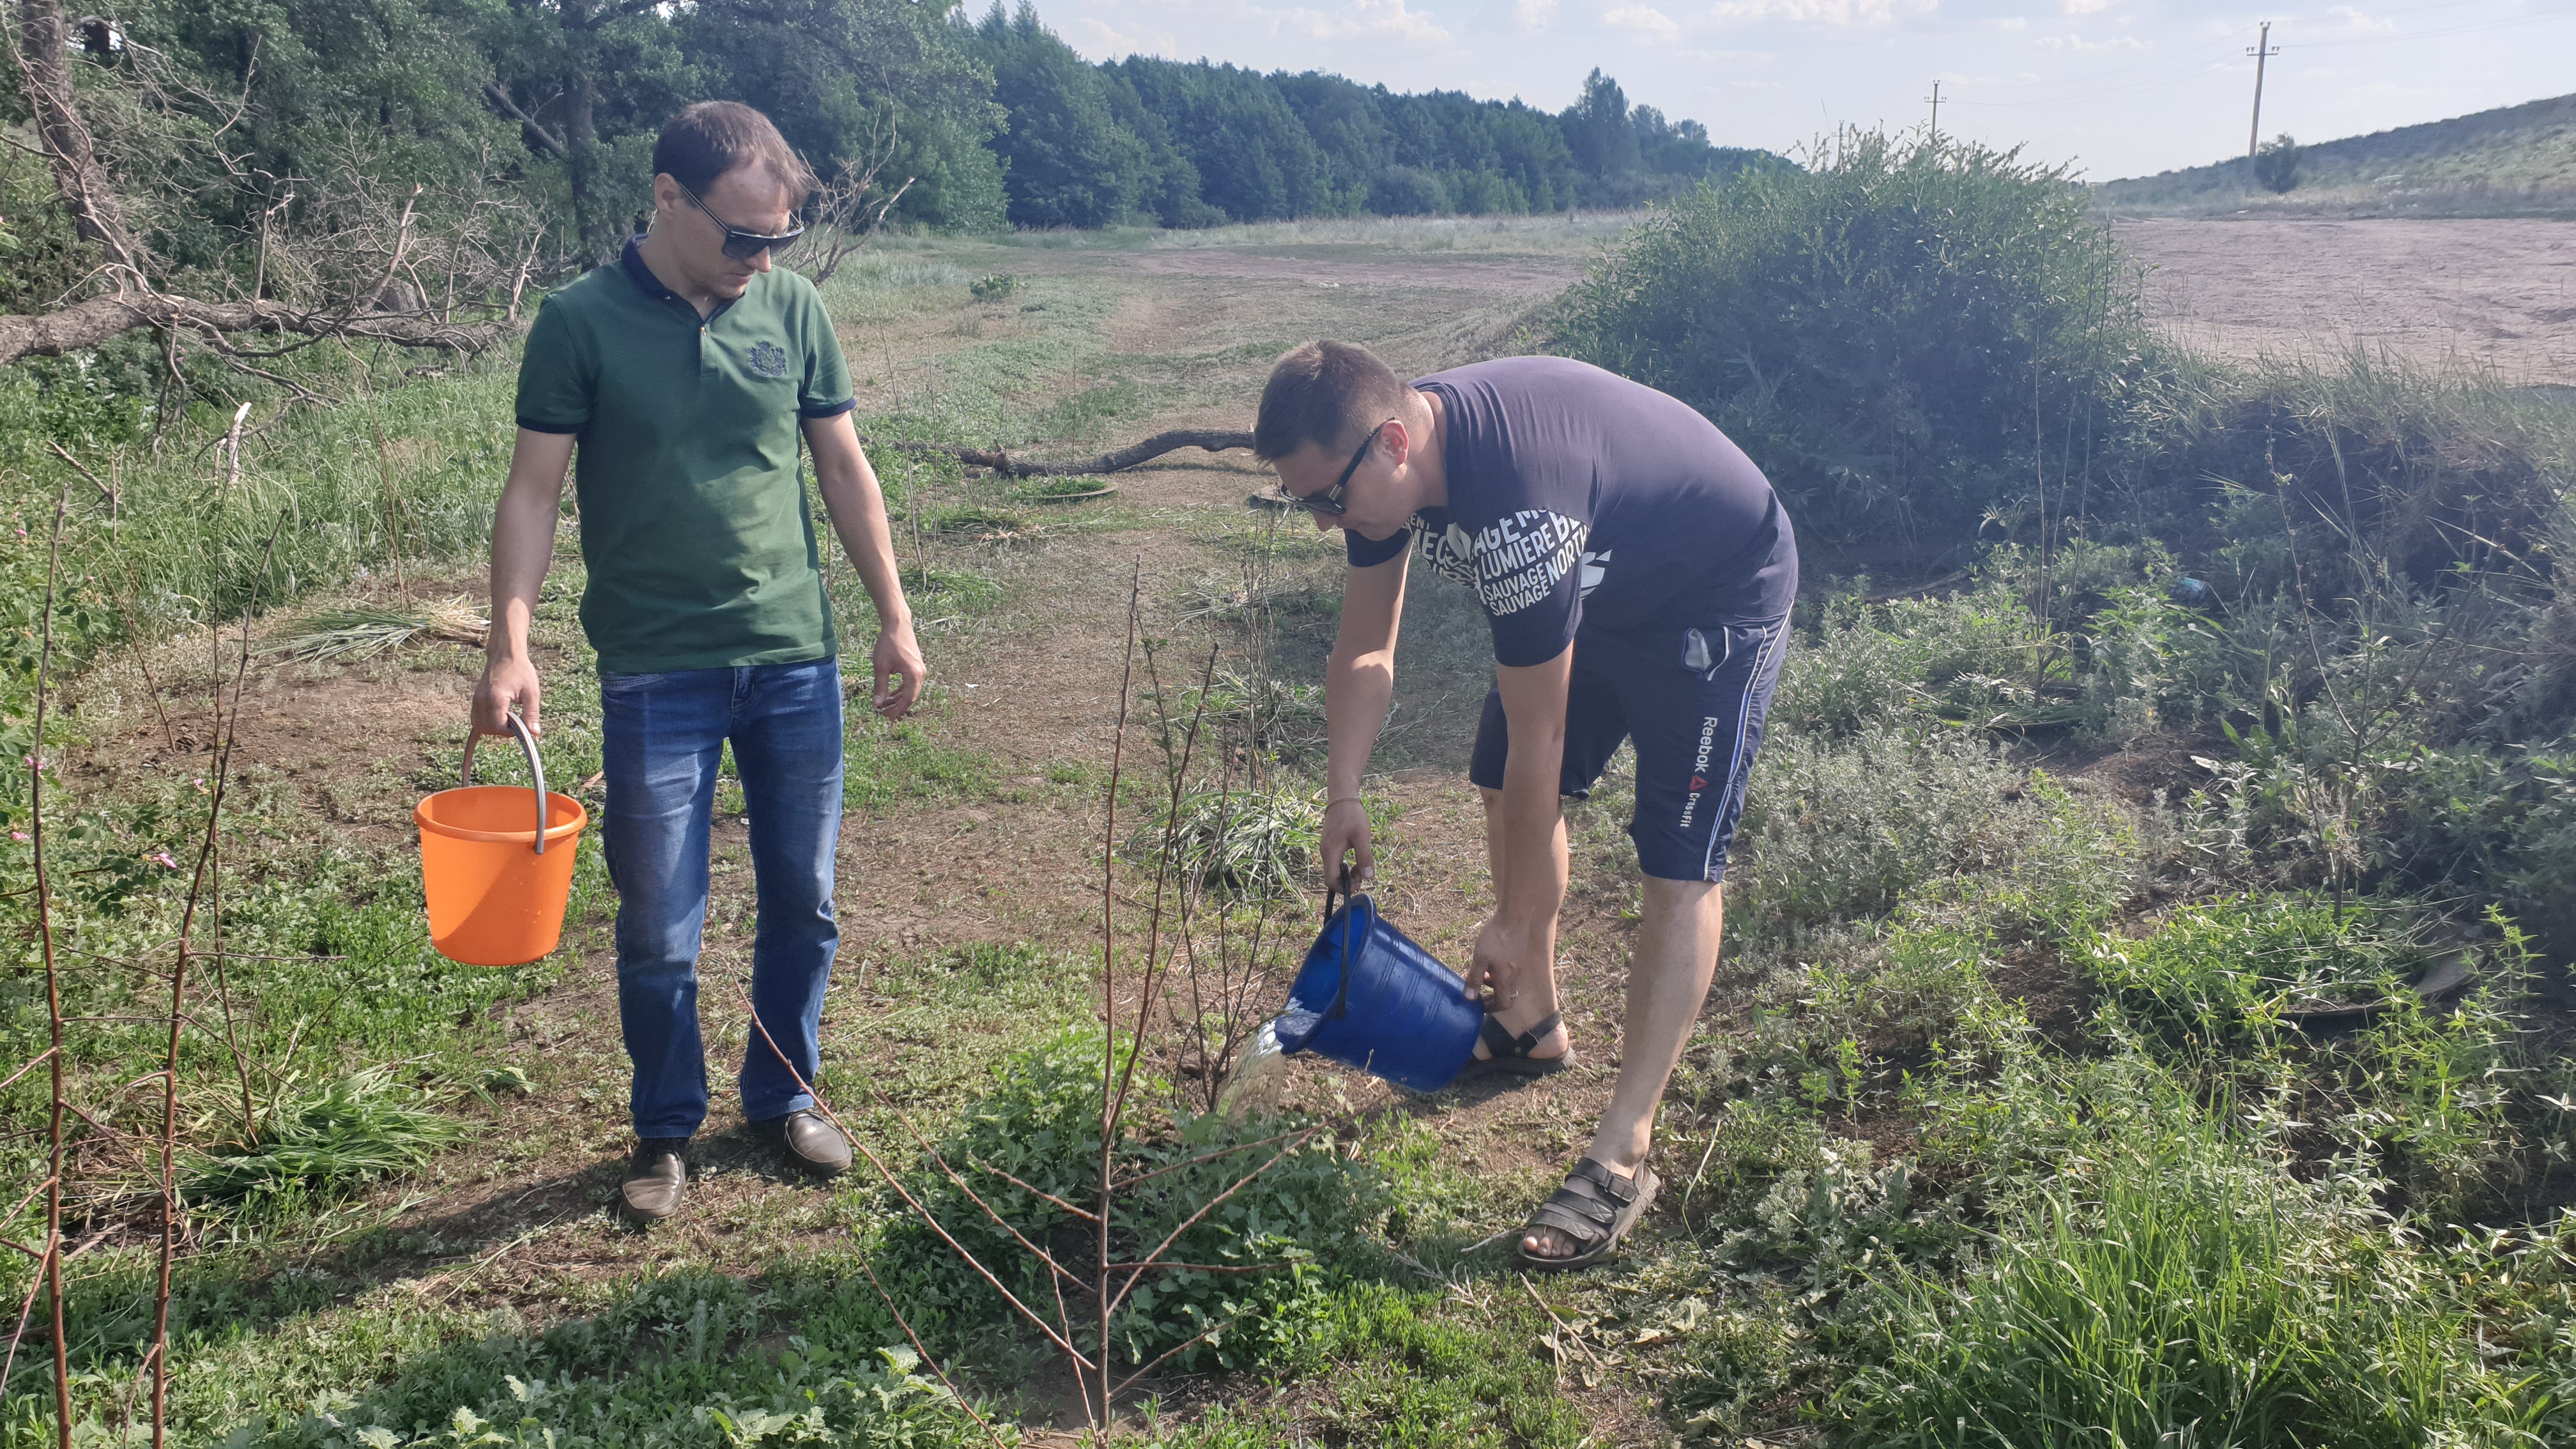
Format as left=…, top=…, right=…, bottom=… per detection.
left=1474, top=785, right=1570, bottom=1061
left=1522, top=875, right=1723, bottom=1259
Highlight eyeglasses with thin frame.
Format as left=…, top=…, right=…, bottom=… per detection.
left=1276, top=418, right=1394, bottom=516
left=674, top=178, right=806, bottom=261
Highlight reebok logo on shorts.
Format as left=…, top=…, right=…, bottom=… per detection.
left=1678, top=714, right=1723, bottom=830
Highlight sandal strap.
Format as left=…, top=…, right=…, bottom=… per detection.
left=1523, top=1157, right=1637, bottom=1247
left=1477, top=1011, right=1564, bottom=1060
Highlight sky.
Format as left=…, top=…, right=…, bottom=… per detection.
left=1029, top=0, right=2576, bottom=182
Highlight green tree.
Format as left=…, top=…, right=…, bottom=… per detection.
left=677, top=0, right=1006, bottom=230
left=974, top=2, right=1148, bottom=229
left=1561, top=68, right=1639, bottom=181
left=1110, top=57, right=1328, bottom=222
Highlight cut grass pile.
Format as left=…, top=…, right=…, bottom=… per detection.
left=256, top=598, right=489, bottom=664
left=186, top=1069, right=468, bottom=1211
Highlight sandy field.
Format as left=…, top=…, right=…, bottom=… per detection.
left=2118, top=217, right=2576, bottom=383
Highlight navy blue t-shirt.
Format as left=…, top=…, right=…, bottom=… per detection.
left=1346, top=356, right=1796, bottom=668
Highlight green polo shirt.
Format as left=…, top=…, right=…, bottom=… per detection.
left=514, top=238, right=856, bottom=674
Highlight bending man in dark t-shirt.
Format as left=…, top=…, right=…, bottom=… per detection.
left=1257, top=341, right=1797, bottom=1270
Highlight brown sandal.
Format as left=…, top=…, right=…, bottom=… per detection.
left=1515, top=1157, right=1658, bottom=1271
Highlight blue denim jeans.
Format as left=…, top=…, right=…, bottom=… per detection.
left=599, top=659, right=843, bottom=1139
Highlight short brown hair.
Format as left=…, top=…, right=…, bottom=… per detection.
left=653, top=101, right=818, bottom=202
left=1254, top=341, right=1413, bottom=462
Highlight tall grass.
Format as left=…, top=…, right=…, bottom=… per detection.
left=0, top=348, right=518, bottom=656
left=1844, top=1111, right=2523, bottom=1447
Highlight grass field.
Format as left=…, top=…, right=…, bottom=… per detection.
left=4, top=210, right=2575, bottom=1446
left=2100, top=89, right=2576, bottom=217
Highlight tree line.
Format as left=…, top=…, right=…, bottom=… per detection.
left=6, top=0, right=1782, bottom=272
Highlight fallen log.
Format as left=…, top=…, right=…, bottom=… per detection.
left=0, top=291, right=519, bottom=369
left=866, top=428, right=1256, bottom=478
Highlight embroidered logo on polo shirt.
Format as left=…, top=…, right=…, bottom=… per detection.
left=746, top=341, right=790, bottom=378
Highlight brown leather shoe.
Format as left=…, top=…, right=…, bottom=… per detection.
left=751, top=1108, right=851, bottom=1177
left=619, top=1137, right=689, bottom=1222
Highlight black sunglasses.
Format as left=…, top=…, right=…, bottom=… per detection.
left=675, top=179, right=805, bottom=261
left=1277, top=418, right=1394, bottom=516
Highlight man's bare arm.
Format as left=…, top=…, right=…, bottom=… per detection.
left=804, top=411, right=926, bottom=720
left=471, top=429, right=576, bottom=737
left=1320, top=551, right=1409, bottom=885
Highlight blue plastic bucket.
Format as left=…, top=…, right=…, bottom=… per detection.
left=1273, top=895, right=1481, bottom=1093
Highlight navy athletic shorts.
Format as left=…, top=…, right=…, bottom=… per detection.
left=1470, top=613, right=1790, bottom=884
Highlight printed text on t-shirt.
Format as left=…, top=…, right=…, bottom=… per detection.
left=1418, top=509, right=1591, bottom=617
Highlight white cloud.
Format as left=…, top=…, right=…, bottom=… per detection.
left=2037, top=30, right=2143, bottom=50
left=1514, top=0, right=1559, bottom=30
left=2060, top=0, right=2113, bottom=13
left=1280, top=0, right=1450, bottom=42
left=2326, top=5, right=2395, bottom=31
left=1992, top=16, right=2028, bottom=29
left=1706, top=0, right=1933, bottom=26
left=1076, top=15, right=1178, bottom=56
left=1602, top=4, right=1683, bottom=41
left=2342, top=80, right=2435, bottom=108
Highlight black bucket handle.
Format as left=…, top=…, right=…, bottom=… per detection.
left=461, top=712, right=550, bottom=855
left=1322, top=866, right=1361, bottom=1022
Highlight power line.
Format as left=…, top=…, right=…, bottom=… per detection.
left=1925, top=79, right=1942, bottom=146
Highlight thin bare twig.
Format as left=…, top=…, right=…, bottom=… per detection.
left=0, top=1049, right=59, bottom=1095
left=964, top=1153, right=1100, bottom=1223
left=853, top=1253, right=1010, bottom=1449
left=1105, top=1128, right=1321, bottom=1321
left=1110, top=1128, right=1305, bottom=1193
left=30, top=477, right=76, bottom=1445
left=1109, top=1305, right=1262, bottom=1399
left=1096, top=569, right=1143, bottom=1429
left=152, top=511, right=284, bottom=1444
left=728, top=977, right=1096, bottom=1371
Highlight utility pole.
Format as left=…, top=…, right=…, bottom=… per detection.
left=2245, top=22, right=2280, bottom=193
left=1925, top=79, right=1943, bottom=149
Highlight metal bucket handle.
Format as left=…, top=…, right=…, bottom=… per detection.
left=461, top=712, right=549, bottom=855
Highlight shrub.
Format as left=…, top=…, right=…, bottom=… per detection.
left=1770, top=583, right=2053, bottom=738
left=1556, top=129, right=2153, bottom=546
left=1366, top=165, right=1449, bottom=217
left=1730, top=728, right=2138, bottom=945
left=2255, top=132, right=2303, bottom=194
left=2077, top=895, right=2434, bottom=1051
left=873, top=1029, right=1386, bottom=1376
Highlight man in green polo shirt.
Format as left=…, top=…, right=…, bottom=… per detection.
left=473, top=100, right=924, bottom=1223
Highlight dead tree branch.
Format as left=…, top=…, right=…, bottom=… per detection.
left=797, top=110, right=912, bottom=288
left=865, top=429, right=1257, bottom=480
left=482, top=81, right=567, bottom=158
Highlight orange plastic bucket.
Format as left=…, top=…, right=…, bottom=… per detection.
left=416, top=716, right=588, bottom=967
